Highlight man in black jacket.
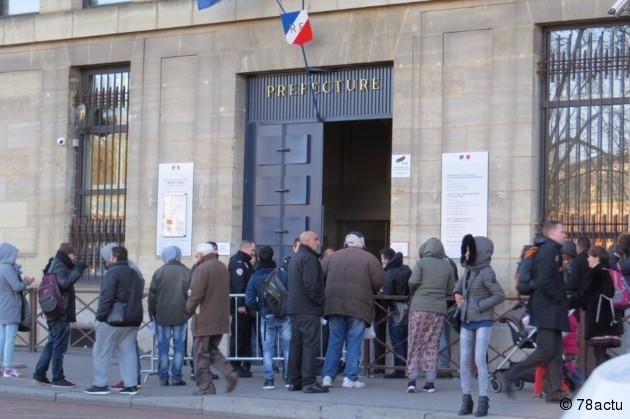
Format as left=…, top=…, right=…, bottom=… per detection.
left=504, top=221, right=569, bottom=402
left=286, top=231, right=328, bottom=393
left=33, top=242, right=88, bottom=388
left=85, top=246, right=145, bottom=396
left=228, top=239, right=256, bottom=377
left=379, top=249, right=411, bottom=379
left=567, top=237, right=591, bottom=295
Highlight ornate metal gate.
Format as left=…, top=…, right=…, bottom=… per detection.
left=540, top=25, right=630, bottom=245
left=70, top=67, right=130, bottom=281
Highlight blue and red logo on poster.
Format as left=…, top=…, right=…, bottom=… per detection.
left=281, top=10, right=313, bottom=46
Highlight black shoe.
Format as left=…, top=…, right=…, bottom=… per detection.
left=236, top=368, right=252, bottom=378
left=120, top=386, right=138, bottom=395
left=34, top=376, right=52, bottom=386
left=303, top=382, right=329, bottom=393
left=171, top=380, right=186, bottom=386
left=384, top=371, right=405, bottom=379
left=503, top=376, right=514, bottom=398
left=545, top=390, right=563, bottom=402
left=52, top=379, right=76, bottom=388
left=422, top=382, right=436, bottom=393
left=263, top=379, right=275, bottom=390
left=84, top=385, right=110, bottom=395
left=287, top=383, right=303, bottom=391
left=160, top=378, right=169, bottom=386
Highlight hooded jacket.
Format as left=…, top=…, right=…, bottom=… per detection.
left=0, top=243, right=29, bottom=325
left=245, top=259, right=288, bottom=318
left=453, top=236, right=505, bottom=324
left=95, top=260, right=145, bottom=327
left=148, top=246, right=191, bottom=326
left=408, top=238, right=456, bottom=314
left=322, top=246, right=385, bottom=325
left=100, top=243, right=144, bottom=279
left=382, top=252, right=411, bottom=303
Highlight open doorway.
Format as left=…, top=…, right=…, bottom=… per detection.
left=322, top=119, right=392, bottom=257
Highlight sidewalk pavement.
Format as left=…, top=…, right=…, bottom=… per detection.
left=2, top=348, right=564, bottom=419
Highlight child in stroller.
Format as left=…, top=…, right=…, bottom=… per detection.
left=489, top=302, right=576, bottom=394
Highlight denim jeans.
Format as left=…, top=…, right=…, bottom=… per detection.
left=34, top=321, right=71, bottom=382
left=0, top=323, right=19, bottom=369
left=261, top=315, right=291, bottom=380
left=157, top=323, right=188, bottom=382
left=323, top=315, right=366, bottom=381
left=459, top=326, right=493, bottom=396
left=387, top=317, right=407, bottom=368
left=438, top=320, right=451, bottom=370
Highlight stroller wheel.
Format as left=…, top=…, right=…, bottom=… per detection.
left=490, top=378, right=502, bottom=393
left=513, top=379, right=524, bottom=390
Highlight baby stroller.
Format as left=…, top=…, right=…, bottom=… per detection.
left=490, top=301, right=537, bottom=393
left=489, top=301, right=576, bottom=393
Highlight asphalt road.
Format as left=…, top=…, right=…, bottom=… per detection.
left=0, top=396, right=251, bottom=419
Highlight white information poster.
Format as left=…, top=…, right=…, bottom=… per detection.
left=156, top=163, right=194, bottom=256
left=391, top=154, right=411, bottom=178
left=440, top=152, right=488, bottom=258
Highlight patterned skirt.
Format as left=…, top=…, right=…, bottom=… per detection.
left=406, top=310, right=445, bottom=376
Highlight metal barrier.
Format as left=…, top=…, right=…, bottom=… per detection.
left=19, top=291, right=629, bottom=380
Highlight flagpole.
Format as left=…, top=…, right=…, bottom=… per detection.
left=301, top=45, right=322, bottom=122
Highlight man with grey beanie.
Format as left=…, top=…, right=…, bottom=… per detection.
left=149, top=246, right=191, bottom=386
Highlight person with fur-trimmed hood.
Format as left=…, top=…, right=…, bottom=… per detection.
left=453, top=235, right=505, bottom=417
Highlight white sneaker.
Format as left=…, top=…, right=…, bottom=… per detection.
left=342, top=377, right=365, bottom=388
left=3, top=368, right=23, bottom=378
left=322, top=376, right=333, bottom=387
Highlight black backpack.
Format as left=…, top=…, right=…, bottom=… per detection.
left=515, top=245, right=538, bottom=295
left=261, top=268, right=288, bottom=318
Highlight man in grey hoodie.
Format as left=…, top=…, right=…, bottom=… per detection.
left=149, top=246, right=191, bottom=386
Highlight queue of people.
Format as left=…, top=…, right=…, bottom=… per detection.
left=1, top=224, right=629, bottom=417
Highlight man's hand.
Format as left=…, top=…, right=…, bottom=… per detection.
left=237, top=306, right=247, bottom=314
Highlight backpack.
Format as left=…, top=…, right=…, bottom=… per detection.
left=515, top=245, right=538, bottom=296
left=261, top=268, right=288, bottom=318
left=38, top=272, right=65, bottom=318
left=605, top=268, right=630, bottom=309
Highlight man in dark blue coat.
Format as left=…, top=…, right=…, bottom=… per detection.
left=504, top=221, right=569, bottom=402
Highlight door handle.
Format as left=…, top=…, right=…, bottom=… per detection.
left=274, top=229, right=289, bottom=234
left=275, top=148, right=291, bottom=152
left=275, top=188, right=289, bottom=193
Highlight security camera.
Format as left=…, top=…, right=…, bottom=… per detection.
left=57, top=137, right=67, bottom=146
left=608, top=0, right=630, bottom=16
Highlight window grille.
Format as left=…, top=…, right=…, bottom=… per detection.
left=71, top=67, right=130, bottom=281
left=540, top=25, right=630, bottom=246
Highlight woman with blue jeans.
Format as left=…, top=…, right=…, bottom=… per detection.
left=454, top=235, right=505, bottom=417
left=0, top=242, right=35, bottom=378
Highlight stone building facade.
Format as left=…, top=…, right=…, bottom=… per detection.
left=0, top=0, right=625, bottom=299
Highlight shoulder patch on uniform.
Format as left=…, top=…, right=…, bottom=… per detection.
left=236, top=268, right=243, bottom=276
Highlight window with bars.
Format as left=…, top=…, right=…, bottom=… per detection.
left=541, top=25, right=630, bottom=246
left=71, top=67, right=130, bottom=281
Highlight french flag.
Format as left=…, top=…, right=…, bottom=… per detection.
left=198, top=0, right=221, bottom=10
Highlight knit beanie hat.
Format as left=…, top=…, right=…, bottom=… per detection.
left=344, top=231, right=366, bottom=249
left=59, top=242, right=76, bottom=256
left=561, top=241, right=578, bottom=258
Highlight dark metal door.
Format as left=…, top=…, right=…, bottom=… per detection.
left=245, top=123, right=323, bottom=261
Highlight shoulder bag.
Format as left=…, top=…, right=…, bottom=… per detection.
left=18, top=291, right=32, bottom=332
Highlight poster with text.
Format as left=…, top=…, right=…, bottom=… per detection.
left=156, top=163, right=194, bottom=256
left=440, top=152, right=488, bottom=258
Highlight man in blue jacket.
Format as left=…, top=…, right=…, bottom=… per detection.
left=245, top=245, right=290, bottom=390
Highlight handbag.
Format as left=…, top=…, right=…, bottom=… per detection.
left=392, top=301, right=409, bottom=327
left=18, top=291, right=32, bottom=332
left=106, top=301, right=126, bottom=325
left=446, top=304, right=461, bottom=334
